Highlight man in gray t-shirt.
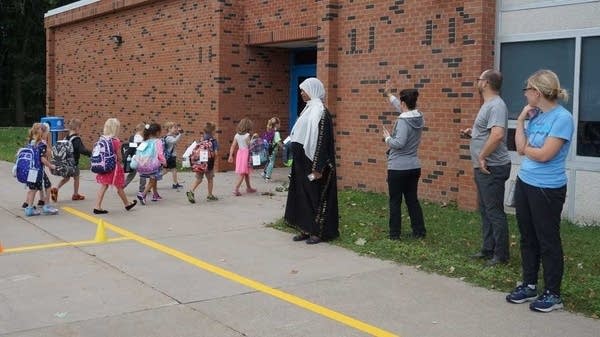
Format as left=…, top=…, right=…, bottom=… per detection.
left=461, top=69, right=511, bottom=266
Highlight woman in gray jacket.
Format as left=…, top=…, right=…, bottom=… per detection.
left=382, top=87, right=426, bottom=240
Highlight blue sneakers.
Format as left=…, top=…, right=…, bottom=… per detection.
left=530, top=290, right=564, bottom=312
left=506, top=284, right=538, bottom=304
left=24, top=206, right=40, bottom=217
left=42, top=205, right=59, bottom=215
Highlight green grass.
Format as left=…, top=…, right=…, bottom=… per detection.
left=0, top=127, right=29, bottom=162
left=271, top=190, right=600, bottom=318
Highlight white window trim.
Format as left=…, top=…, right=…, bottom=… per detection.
left=501, top=0, right=600, bottom=12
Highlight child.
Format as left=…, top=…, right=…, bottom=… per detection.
left=186, top=122, right=219, bottom=203
left=124, top=122, right=147, bottom=193
left=51, top=118, right=91, bottom=201
left=162, top=121, right=184, bottom=189
left=261, top=117, right=282, bottom=181
left=23, top=123, right=59, bottom=216
left=136, top=123, right=167, bottom=205
left=228, top=118, right=256, bottom=196
left=93, top=118, right=137, bottom=214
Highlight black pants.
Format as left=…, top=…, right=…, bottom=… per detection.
left=388, top=168, right=425, bottom=238
left=515, top=177, right=566, bottom=295
left=474, top=163, right=511, bottom=260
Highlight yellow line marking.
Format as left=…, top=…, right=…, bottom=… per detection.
left=3, top=237, right=130, bottom=254
left=62, top=206, right=400, bottom=337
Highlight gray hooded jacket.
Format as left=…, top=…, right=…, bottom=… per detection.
left=386, top=96, right=424, bottom=170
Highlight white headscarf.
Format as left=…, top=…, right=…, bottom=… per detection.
left=290, top=78, right=326, bottom=161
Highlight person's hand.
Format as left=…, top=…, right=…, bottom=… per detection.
left=382, top=126, right=390, bottom=139
left=311, top=170, right=322, bottom=180
left=518, top=105, right=537, bottom=122
left=478, top=156, right=490, bottom=175
left=227, top=154, right=233, bottom=163
left=460, top=128, right=472, bottom=138
left=383, top=79, right=392, bottom=96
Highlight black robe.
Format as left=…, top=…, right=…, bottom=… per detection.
left=284, top=109, right=339, bottom=241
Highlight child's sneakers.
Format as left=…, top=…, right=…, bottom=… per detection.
left=151, top=193, right=162, bottom=202
left=137, top=192, right=146, bottom=205
left=41, top=205, right=59, bottom=215
left=186, top=191, right=196, bottom=204
left=24, top=206, right=41, bottom=217
left=72, top=194, right=85, bottom=200
left=206, top=195, right=219, bottom=201
left=172, top=183, right=183, bottom=189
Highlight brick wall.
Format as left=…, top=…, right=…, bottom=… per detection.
left=46, top=0, right=496, bottom=210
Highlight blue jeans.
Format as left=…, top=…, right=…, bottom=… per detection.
left=263, top=146, right=279, bottom=178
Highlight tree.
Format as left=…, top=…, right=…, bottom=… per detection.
left=0, top=0, right=78, bottom=126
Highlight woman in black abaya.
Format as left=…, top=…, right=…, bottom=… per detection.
left=284, top=77, right=339, bottom=244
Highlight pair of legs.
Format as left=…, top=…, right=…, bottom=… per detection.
left=186, top=170, right=217, bottom=203
left=387, top=168, right=426, bottom=239
left=95, top=184, right=136, bottom=213
left=162, top=157, right=182, bottom=187
left=233, top=173, right=255, bottom=195
left=54, top=172, right=84, bottom=201
left=124, top=170, right=146, bottom=193
left=474, top=164, right=511, bottom=261
left=24, top=175, right=58, bottom=216
left=263, top=147, right=278, bottom=179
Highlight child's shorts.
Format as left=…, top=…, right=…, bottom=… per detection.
left=194, top=169, right=214, bottom=180
left=165, top=156, right=177, bottom=169
left=27, top=175, right=52, bottom=191
left=140, top=169, right=163, bottom=181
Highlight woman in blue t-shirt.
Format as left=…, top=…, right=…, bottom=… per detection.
left=506, top=70, right=574, bottom=313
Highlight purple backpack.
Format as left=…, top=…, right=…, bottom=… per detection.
left=90, top=136, right=117, bottom=174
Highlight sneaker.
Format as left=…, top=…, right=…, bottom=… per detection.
left=232, top=190, right=242, bottom=196
left=506, top=284, right=538, bottom=304
left=42, top=205, right=59, bottom=215
left=50, top=187, right=58, bottom=202
left=137, top=192, right=146, bottom=205
left=260, top=172, right=266, bottom=179
left=530, top=290, right=564, bottom=312
left=206, top=195, right=219, bottom=201
left=151, top=193, right=162, bottom=202
left=24, top=206, right=41, bottom=217
left=284, top=159, right=293, bottom=167
left=172, top=183, right=183, bottom=189
left=186, top=191, right=196, bottom=204
left=72, top=194, right=85, bottom=201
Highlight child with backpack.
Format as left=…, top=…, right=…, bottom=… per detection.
left=162, top=121, right=184, bottom=189
left=261, top=117, right=282, bottom=181
left=134, top=123, right=166, bottom=205
left=18, top=123, right=59, bottom=216
left=227, top=118, right=257, bottom=196
left=92, top=118, right=137, bottom=214
left=51, top=118, right=91, bottom=202
left=186, top=122, right=219, bottom=203
left=123, top=122, right=147, bottom=193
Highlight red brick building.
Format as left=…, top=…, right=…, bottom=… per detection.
left=45, top=0, right=497, bottom=210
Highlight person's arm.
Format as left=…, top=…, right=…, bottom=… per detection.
left=515, top=105, right=536, bottom=155
left=522, top=137, right=566, bottom=162
left=114, top=139, right=123, bottom=163
left=73, top=137, right=91, bottom=157
left=40, top=144, right=56, bottom=170
left=385, top=120, right=409, bottom=149
left=228, top=136, right=238, bottom=163
left=311, top=111, right=335, bottom=178
left=477, top=126, right=505, bottom=173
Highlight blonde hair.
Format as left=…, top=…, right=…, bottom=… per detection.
left=236, top=118, right=253, bottom=134
left=164, top=121, right=176, bottom=130
left=204, top=122, right=216, bottom=134
left=135, top=122, right=146, bottom=133
left=266, top=117, right=280, bottom=130
left=527, top=69, right=569, bottom=102
left=28, top=123, right=48, bottom=143
left=68, top=118, right=82, bottom=130
left=103, top=118, right=120, bottom=137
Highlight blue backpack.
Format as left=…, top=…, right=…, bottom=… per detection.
left=90, top=136, right=117, bottom=174
left=15, top=144, right=42, bottom=184
left=131, top=139, right=161, bottom=175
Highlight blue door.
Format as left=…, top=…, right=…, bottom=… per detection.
left=288, top=50, right=316, bottom=131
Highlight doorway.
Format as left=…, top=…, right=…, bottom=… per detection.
left=288, top=49, right=316, bottom=131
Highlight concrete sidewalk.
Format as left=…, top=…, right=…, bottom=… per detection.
left=0, top=161, right=598, bottom=337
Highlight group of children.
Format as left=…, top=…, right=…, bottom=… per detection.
left=16, top=116, right=286, bottom=216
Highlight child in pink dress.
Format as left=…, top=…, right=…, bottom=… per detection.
left=94, top=118, right=137, bottom=214
left=227, top=118, right=256, bottom=196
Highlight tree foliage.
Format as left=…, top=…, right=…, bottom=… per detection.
left=0, top=0, right=78, bottom=126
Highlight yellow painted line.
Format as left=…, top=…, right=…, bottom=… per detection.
left=62, top=206, right=399, bottom=337
left=3, top=237, right=130, bottom=254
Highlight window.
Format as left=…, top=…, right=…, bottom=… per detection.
left=577, top=36, right=600, bottom=157
left=500, top=39, right=575, bottom=120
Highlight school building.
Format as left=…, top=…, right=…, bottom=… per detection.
left=44, top=0, right=600, bottom=224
